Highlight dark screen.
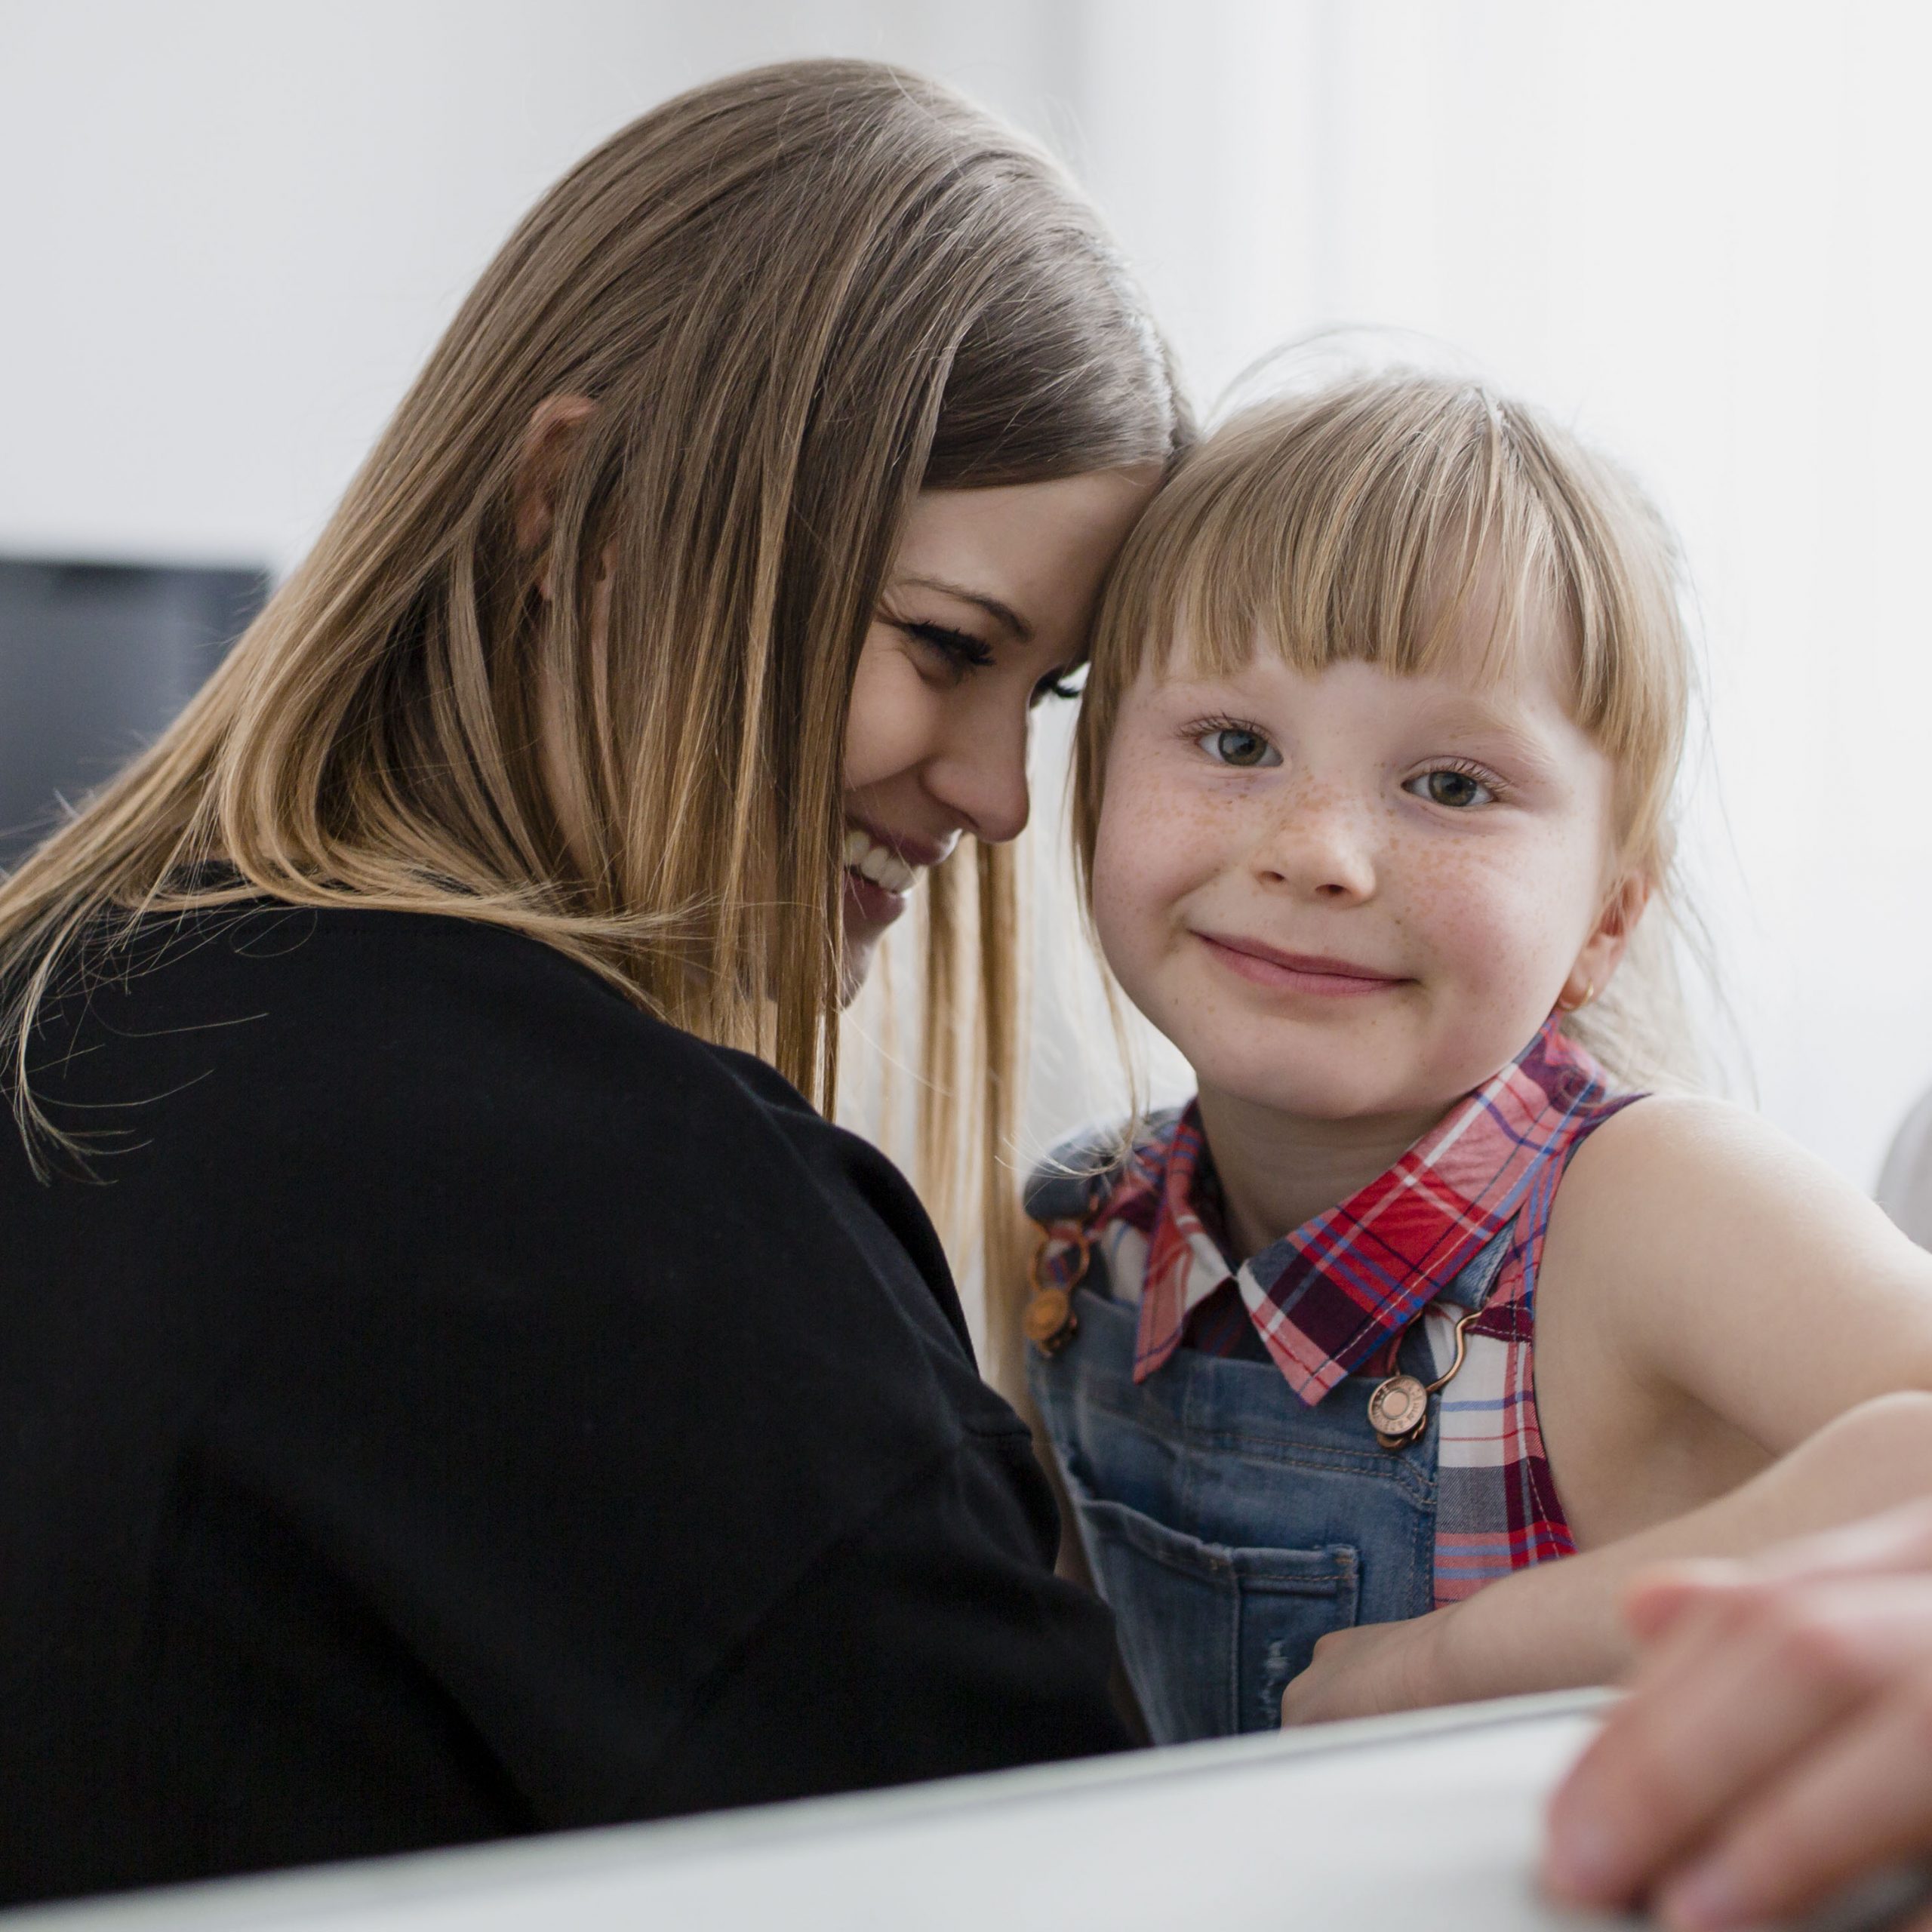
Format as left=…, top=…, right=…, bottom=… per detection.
left=0, top=558, right=270, bottom=868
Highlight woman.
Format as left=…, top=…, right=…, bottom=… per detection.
left=0, top=60, right=1183, bottom=1903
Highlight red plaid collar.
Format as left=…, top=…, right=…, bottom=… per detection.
left=1090, top=1018, right=1617, bottom=1402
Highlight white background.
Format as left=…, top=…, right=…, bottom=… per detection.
left=6, top=0, right=1932, bottom=1204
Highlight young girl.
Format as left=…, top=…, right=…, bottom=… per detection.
left=1024, top=371, right=1932, bottom=1743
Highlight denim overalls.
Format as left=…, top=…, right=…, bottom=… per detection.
left=1027, top=1156, right=1512, bottom=1746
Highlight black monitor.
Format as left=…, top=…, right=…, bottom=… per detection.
left=0, top=557, right=271, bottom=868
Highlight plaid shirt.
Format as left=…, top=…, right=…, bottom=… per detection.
left=1035, top=1019, right=1635, bottom=1604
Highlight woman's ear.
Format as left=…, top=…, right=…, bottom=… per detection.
left=513, top=394, right=597, bottom=592
left=1559, top=872, right=1651, bottom=1012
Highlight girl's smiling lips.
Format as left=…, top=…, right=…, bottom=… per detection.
left=1193, top=931, right=1411, bottom=997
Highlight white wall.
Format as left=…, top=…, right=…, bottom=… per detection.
left=0, top=0, right=1076, bottom=568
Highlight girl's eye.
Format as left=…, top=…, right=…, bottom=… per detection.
left=1405, top=767, right=1497, bottom=809
left=903, top=620, right=994, bottom=675
left=1198, top=724, right=1281, bottom=769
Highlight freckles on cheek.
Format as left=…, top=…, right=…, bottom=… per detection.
left=1393, top=835, right=1586, bottom=1014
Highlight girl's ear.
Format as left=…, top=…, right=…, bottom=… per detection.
left=512, top=394, right=598, bottom=593
left=1559, top=872, right=1651, bottom=1013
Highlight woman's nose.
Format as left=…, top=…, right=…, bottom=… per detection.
left=1254, top=792, right=1378, bottom=903
left=924, top=705, right=1032, bottom=846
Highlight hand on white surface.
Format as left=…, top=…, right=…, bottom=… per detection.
left=1542, top=1499, right=1932, bottom=1930
left=1279, top=1606, right=1461, bottom=1726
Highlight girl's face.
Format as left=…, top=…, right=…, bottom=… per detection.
left=1091, top=642, right=1641, bottom=1127
left=840, top=470, right=1158, bottom=998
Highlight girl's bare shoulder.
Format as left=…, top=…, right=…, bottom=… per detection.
left=1545, top=1094, right=1932, bottom=1444
left=1557, top=1091, right=1853, bottom=1221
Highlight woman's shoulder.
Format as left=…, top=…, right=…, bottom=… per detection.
left=45, top=900, right=787, bottom=1116
left=21, top=900, right=984, bottom=1380
left=23, top=903, right=903, bottom=1253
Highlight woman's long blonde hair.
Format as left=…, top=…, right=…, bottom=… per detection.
left=0, top=60, right=1186, bottom=1316
left=1071, top=370, right=1697, bottom=1098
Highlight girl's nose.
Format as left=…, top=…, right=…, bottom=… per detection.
left=924, top=708, right=1032, bottom=847
left=1254, top=796, right=1378, bottom=903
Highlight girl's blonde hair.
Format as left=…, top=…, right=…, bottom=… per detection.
left=0, top=60, right=1186, bottom=1309
left=1072, top=369, right=1696, bottom=1091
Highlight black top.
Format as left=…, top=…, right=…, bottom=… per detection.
left=0, top=906, right=1128, bottom=1906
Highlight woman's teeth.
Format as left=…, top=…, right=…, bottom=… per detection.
left=843, top=826, right=918, bottom=894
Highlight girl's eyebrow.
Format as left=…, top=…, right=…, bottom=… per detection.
left=895, top=574, right=1033, bottom=642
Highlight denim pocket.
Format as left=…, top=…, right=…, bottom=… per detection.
left=1064, top=1472, right=1361, bottom=1743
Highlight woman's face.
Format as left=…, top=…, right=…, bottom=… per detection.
left=840, top=469, right=1158, bottom=998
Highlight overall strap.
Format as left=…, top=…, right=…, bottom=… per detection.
left=1435, top=1224, right=1517, bottom=1314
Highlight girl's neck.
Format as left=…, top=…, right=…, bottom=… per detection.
left=1194, top=1084, right=1450, bottom=1263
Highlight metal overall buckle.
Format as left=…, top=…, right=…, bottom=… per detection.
left=1023, top=1223, right=1090, bottom=1353
left=1367, top=1301, right=1484, bottom=1451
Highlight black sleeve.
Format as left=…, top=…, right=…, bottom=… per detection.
left=98, top=915, right=1131, bottom=1878
left=641, top=1432, right=1131, bottom=1814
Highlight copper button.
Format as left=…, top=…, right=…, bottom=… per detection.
left=1367, top=1373, right=1429, bottom=1444
left=1023, top=1285, right=1075, bottom=1351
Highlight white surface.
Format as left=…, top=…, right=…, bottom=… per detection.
left=7, top=1694, right=1620, bottom=1932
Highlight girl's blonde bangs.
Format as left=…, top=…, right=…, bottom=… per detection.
left=1083, top=374, right=1690, bottom=861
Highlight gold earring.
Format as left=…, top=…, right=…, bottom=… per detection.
left=1557, top=980, right=1596, bottom=1014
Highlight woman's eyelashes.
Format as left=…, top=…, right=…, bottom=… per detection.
left=900, top=617, right=1083, bottom=704
left=902, top=619, right=995, bottom=676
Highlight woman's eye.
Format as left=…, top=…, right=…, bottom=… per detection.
left=903, top=620, right=994, bottom=675
left=1198, top=726, right=1280, bottom=769
left=1405, top=767, right=1496, bottom=809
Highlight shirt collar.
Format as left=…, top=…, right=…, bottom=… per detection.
left=1097, top=1017, right=1614, bottom=1401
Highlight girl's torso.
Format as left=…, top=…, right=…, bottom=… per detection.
left=1026, top=1020, right=1638, bottom=1745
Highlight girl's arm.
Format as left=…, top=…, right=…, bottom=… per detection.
left=1284, top=1098, right=1932, bottom=1721
left=1282, top=1389, right=1932, bottom=1721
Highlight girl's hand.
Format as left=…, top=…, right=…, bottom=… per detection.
left=1279, top=1605, right=1466, bottom=1726
left=1543, top=1500, right=1932, bottom=1930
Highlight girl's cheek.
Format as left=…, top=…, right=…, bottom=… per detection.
left=1421, top=845, right=1594, bottom=1020
left=1398, top=841, right=1562, bottom=980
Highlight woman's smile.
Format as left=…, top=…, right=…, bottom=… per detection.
left=841, top=819, right=954, bottom=924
